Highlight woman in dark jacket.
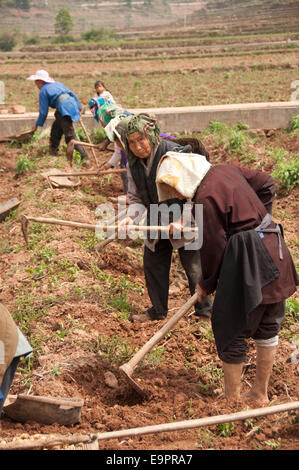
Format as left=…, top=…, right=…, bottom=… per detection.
left=156, top=151, right=298, bottom=405
left=116, top=113, right=212, bottom=322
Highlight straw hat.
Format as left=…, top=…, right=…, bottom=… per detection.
left=27, top=70, right=55, bottom=83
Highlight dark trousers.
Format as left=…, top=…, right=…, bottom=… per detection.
left=143, top=238, right=212, bottom=319
left=50, top=111, right=88, bottom=158
left=220, top=301, right=285, bottom=364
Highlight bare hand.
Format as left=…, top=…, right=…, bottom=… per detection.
left=119, top=216, right=133, bottom=227
left=101, top=162, right=112, bottom=170
left=97, top=139, right=109, bottom=151
left=169, top=221, right=184, bottom=236
left=196, top=284, right=207, bottom=303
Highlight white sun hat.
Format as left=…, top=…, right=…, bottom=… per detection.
left=26, top=70, right=55, bottom=83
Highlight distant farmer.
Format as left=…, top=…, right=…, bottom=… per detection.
left=27, top=69, right=89, bottom=166
left=156, top=152, right=298, bottom=405
left=0, top=302, right=32, bottom=416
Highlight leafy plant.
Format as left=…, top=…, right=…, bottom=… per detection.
left=96, top=335, right=136, bottom=364
left=265, top=438, right=282, bottom=449
left=26, top=263, right=46, bottom=280
left=266, top=146, right=289, bottom=163
left=285, top=298, right=299, bottom=327
left=15, top=155, right=32, bottom=176
left=229, top=128, right=247, bottom=154
left=287, top=114, right=299, bottom=132
left=55, top=322, right=70, bottom=341
left=208, top=120, right=228, bottom=134
left=76, top=126, right=89, bottom=142
left=272, top=159, right=299, bottom=192
left=217, top=422, right=235, bottom=437
left=91, top=128, right=107, bottom=144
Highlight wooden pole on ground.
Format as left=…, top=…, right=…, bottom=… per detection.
left=1, top=401, right=298, bottom=450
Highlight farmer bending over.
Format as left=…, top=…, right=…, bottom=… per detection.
left=27, top=70, right=89, bottom=166
left=156, top=152, right=298, bottom=405
left=117, top=113, right=213, bottom=322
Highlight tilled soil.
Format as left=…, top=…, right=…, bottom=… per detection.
left=0, top=129, right=298, bottom=451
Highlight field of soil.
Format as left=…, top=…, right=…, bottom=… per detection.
left=0, top=118, right=298, bottom=451
left=1, top=36, right=298, bottom=111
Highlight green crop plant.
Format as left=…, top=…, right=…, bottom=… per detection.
left=36, top=246, right=57, bottom=264
left=228, top=127, right=248, bottom=155
left=287, top=114, right=299, bottom=133
left=272, top=158, right=299, bottom=192
left=265, top=438, right=282, bottom=449
left=91, top=128, right=107, bottom=144
left=17, top=356, right=33, bottom=389
left=196, top=428, right=214, bottom=449
left=217, top=422, right=235, bottom=437
left=26, top=263, right=46, bottom=280
left=77, top=232, right=98, bottom=251
left=105, top=293, right=132, bottom=321
left=96, top=334, right=136, bottom=365
left=50, top=365, right=61, bottom=377
left=207, top=120, right=228, bottom=134
left=76, top=126, right=89, bottom=142
left=55, top=322, right=71, bottom=341
left=279, top=298, right=298, bottom=343
left=196, top=364, right=224, bottom=396
left=142, top=346, right=165, bottom=366
left=15, top=155, right=33, bottom=176
left=266, top=146, right=290, bottom=163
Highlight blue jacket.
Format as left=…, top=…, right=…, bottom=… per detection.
left=36, top=82, right=82, bottom=127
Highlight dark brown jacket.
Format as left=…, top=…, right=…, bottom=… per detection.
left=194, top=164, right=298, bottom=303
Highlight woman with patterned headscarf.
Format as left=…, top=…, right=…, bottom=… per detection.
left=116, top=113, right=212, bottom=322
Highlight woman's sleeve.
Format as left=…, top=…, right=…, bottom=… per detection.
left=36, top=88, right=49, bottom=127
left=197, top=196, right=228, bottom=294
left=239, top=167, right=276, bottom=214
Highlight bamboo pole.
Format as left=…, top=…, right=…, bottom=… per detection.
left=71, top=140, right=113, bottom=152
left=20, top=215, right=198, bottom=244
left=47, top=168, right=126, bottom=178
left=21, top=216, right=198, bottom=233
left=45, top=167, right=126, bottom=191
left=1, top=401, right=297, bottom=450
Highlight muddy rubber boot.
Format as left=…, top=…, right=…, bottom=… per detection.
left=246, top=346, right=277, bottom=405
left=222, top=361, right=244, bottom=400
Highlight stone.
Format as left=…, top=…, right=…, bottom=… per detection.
left=11, top=105, right=26, bottom=114
left=104, top=371, right=119, bottom=389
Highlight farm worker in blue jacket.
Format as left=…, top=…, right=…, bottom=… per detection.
left=27, top=69, right=89, bottom=166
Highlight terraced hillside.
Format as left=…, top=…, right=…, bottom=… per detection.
left=0, top=0, right=298, bottom=37
left=186, top=0, right=299, bottom=35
